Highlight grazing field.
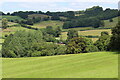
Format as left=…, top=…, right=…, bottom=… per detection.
left=2, top=52, right=118, bottom=78
left=6, top=27, right=33, bottom=31
left=8, top=22, right=19, bottom=27
left=104, top=17, right=118, bottom=28
left=63, top=27, right=93, bottom=32
left=60, top=29, right=111, bottom=42
left=2, top=16, right=24, bottom=21
left=28, top=14, right=50, bottom=19
left=1, top=27, right=35, bottom=38
left=32, top=20, right=64, bottom=28
left=0, top=39, right=4, bottom=43
left=78, top=29, right=111, bottom=36
left=60, top=32, right=68, bottom=40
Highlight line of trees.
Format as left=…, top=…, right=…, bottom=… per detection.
left=63, top=17, right=104, bottom=29
left=2, top=23, right=120, bottom=58
left=63, top=6, right=118, bottom=29
left=109, top=21, right=120, bottom=51
left=1, top=6, right=119, bottom=29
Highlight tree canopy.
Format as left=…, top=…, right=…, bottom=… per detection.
left=66, top=37, right=98, bottom=54
left=109, top=21, right=120, bottom=51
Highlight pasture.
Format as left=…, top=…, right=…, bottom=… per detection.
left=2, top=52, right=118, bottom=78
left=32, top=20, right=64, bottom=29
left=104, top=17, right=118, bottom=28
left=2, top=16, right=24, bottom=21
left=60, top=29, right=111, bottom=42
left=0, top=39, right=4, bottom=43
left=62, top=27, right=93, bottom=32
left=1, top=27, right=35, bottom=38
left=78, top=29, right=111, bottom=36
left=8, top=22, right=19, bottom=27
left=28, top=14, right=50, bottom=19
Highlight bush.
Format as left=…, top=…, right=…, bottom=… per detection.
left=66, top=37, right=98, bottom=54
left=109, top=19, right=113, bottom=22
left=94, top=34, right=110, bottom=51
left=2, top=30, right=67, bottom=58
left=109, top=21, right=120, bottom=51
left=55, top=45, right=67, bottom=55
left=2, top=30, right=43, bottom=57
left=67, top=29, right=78, bottom=40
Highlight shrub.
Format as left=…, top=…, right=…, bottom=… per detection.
left=109, top=21, right=120, bottom=51
left=55, top=45, right=67, bottom=55
left=66, top=37, right=98, bottom=54
left=2, top=30, right=43, bottom=57
left=109, top=19, right=113, bottom=22
left=2, top=30, right=67, bottom=58
left=94, top=32, right=110, bottom=51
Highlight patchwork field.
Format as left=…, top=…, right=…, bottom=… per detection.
left=78, top=29, right=111, bottom=36
left=8, top=22, right=19, bottom=27
left=62, top=27, right=93, bottom=32
left=0, top=39, right=4, bottom=43
left=32, top=20, right=64, bottom=29
left=62, top=17, right=118, bottom=32
left=2, top=52, right=118, bottom=78
left=1, top=26, right=35, bottom=38
left=104, top=17, right=118, bottom=28
left=60, top=29, right=111, bottom=42
left=2, top=16, right=24, bottom=21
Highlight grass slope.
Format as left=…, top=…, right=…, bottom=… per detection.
left=60, top=29, right=111, bottom=42
left=2, top=16, right=24, bottom=21
left=32, top=20, right=64, bottom=29
left=104, top=17, right=118, bottom=28
left=0, top=26, right=35, bottom=37
left=78, top=29, right=111, bottom=36
left=2, top=52, right=118, bottom=78
left=28, top=14, right=50, bottom=19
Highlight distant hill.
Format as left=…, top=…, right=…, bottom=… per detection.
left=2, top=15, right=24, bottom=21
left=104, top=17, right=118, bottom=28
left=32, top=20, right=64, bottom=29
left=28, top=14, right=51, bottom=20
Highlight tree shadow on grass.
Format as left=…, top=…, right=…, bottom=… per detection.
left=114, top=52, right=120, bottom=54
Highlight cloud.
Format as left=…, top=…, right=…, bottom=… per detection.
left=1, top=1, right=118, bottom=13
left=1, top=0, right=119, bottom=3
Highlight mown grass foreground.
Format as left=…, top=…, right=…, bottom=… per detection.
left=2, top=52, right=118, bottom=78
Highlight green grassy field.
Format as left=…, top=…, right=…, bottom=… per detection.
left=78, top=29, right=111, bottom=36
left=2, top=52, right=118, bottom=78
left=0, top=26, right=35, bottom=38
left=62, top=27, right=93, bottom=32
left=1, top=16, right=117, bottom=42
left=8, top=22, right=19, bottom=27
left=28, top=14, right=50, bottom=19
left=60, top=29, right=111, bottom=42
left=2, top=16, right=24, bottom=21
left=104, top=17, right=118, bottom=28
left=32, top=20, right=64, bottom=29
left=60, top=32, right=68, bottom=40
left=0, top=39, right=4, bottom=43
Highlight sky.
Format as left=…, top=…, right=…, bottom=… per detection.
left=0, top=0, right=119, bottom=13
